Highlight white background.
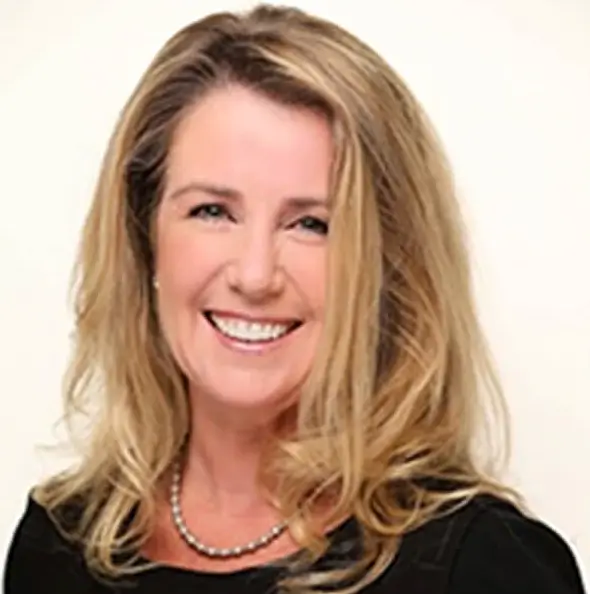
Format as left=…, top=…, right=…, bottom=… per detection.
left=0, top=0, right=588, bottom=583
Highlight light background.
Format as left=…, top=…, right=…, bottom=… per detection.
left=0, top=0, right=588, bottom=582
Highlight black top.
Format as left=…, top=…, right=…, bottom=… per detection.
left=3, top=494, right=586, bottom=593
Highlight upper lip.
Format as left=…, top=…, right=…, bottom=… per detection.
left=205, top=309, right=302, bottom=326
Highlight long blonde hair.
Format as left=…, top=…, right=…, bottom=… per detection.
left=35, top=5, right=522, bottom=593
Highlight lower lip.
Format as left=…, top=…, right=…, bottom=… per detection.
left=206, top=318, right=298, bottom=355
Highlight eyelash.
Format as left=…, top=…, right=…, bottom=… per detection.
left=187, top=203, right=231, bottom=221
left=187, top=203, right=329, bottom=235
left=294, top=216, right=329, bottom=235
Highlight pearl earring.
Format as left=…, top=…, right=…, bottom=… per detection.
left=153, top=277, right=159, bottom=290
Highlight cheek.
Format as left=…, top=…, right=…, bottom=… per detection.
left=285, top=246, right=327, bottom=314
left=309, top=265, right=326, bottom=312
left=155, top=228, right=217, bottom=296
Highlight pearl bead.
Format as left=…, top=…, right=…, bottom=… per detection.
left=169, top=458, right=287, bottom=558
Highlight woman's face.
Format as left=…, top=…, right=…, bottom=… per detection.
left=155, top=85, right=332, bottom=420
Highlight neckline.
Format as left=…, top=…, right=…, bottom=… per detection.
left=140, top=513, right=358, bottom=579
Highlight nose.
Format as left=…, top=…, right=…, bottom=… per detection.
left=226, top=225, right=284, bottom=301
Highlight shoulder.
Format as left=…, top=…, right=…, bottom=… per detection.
left=395, top=494, right=586, bottom=594
left=448, top=496, right=585, bottom=593
left=3, top=494, right=95, bottom=593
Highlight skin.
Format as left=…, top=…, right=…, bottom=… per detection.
left=148, top=84, right=334, bottom=571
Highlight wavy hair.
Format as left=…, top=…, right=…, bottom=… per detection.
left=35, top=5, right=522, bottom=594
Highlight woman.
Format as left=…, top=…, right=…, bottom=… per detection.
left=4, top=4, right=586, bottom=594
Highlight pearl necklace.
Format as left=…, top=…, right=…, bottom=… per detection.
left=170, top=459, right=288, bottom=558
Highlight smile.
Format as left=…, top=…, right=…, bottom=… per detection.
left=204, top=311, right=302, bottom=344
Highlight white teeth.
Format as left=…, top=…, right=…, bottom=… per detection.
left=210, top=315, right=292, bottom=342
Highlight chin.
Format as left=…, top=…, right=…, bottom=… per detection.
left=172, top=316, right=317, bottom=421
left=189, top=369, right=301, bottom=418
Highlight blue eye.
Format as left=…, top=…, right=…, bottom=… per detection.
left=188, top=203, right=229, bottom=220
left=296, top=216, right=329, bottom=235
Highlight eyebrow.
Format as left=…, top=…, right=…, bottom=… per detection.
left=167, top=181, right=329, bottom=209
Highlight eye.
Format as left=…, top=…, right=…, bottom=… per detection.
left=293, top=216, right=329, bottom=235
left=187, top=203, right=231, bottom=221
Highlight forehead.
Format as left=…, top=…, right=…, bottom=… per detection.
left=165, top=86, right=334, bottom=202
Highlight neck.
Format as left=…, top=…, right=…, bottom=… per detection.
left=181, top=390, right=289, bottom=516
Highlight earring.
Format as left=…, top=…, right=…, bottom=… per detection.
left=153, top=277, right=159, bottom=290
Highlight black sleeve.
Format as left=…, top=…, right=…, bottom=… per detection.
left=3, top=497, right=99, bottom=594
left=449, top=501, right=587, bottom=594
